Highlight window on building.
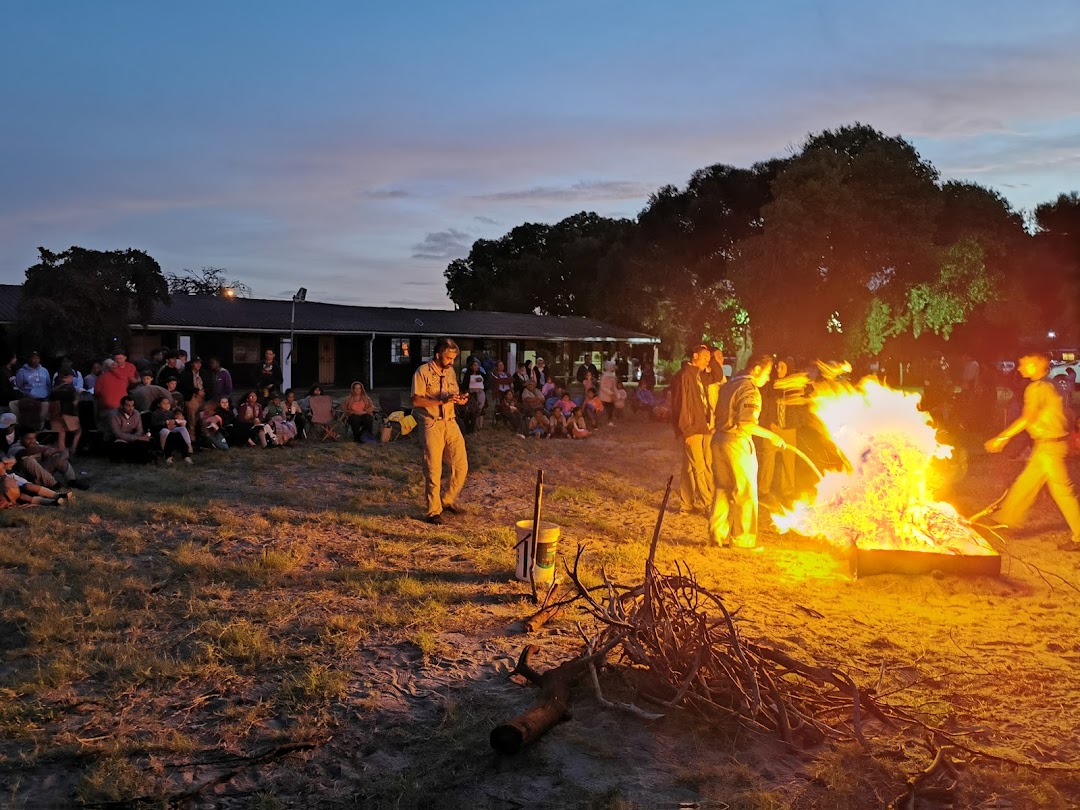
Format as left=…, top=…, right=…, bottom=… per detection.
left=390, top=337, right=411, bottom=364
left=420, top=338, right=437, bottom=362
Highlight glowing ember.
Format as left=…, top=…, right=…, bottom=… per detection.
left=773, top=376, right=996, bottom=557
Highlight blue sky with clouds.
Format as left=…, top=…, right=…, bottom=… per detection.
left=2, top=0, right=1078, bottom=308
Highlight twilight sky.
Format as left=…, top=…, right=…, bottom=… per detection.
left=2, top=1, right=1078, bottom=309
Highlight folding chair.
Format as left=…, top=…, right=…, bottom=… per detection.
left=307, top=394, right=345, bottom=441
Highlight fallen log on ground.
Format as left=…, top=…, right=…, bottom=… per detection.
left=490, top=640, right=619, bottom=755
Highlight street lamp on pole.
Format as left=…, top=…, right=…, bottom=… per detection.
left=289, top=288, right=307, bottom=364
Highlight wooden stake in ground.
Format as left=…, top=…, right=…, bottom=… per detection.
left=528, top=468, right=544, bottom=603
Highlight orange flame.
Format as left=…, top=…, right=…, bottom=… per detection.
left=773, top=376, right=996, bottom=556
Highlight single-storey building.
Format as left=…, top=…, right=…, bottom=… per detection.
left=0, top=285, right=659, bottom=392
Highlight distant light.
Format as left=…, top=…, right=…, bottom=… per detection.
left=221, top=287, right=236, bottom=299
left=1048, top=331, right=1057, bottom=340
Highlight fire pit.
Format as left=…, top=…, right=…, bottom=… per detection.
left=774, top=377, right=1002, bottom=577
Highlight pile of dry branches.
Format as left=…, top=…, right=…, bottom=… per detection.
left=565, top=529, right=888, bottom=747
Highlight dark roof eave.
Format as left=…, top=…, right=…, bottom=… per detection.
left=137, top=324, right=659, bottom=342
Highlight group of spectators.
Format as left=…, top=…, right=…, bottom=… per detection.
left=453, top=354, right=634, bottom=440
left=0, top=346, right=362, bottom=507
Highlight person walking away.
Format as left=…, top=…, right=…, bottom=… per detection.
left=669, top=344, right=714, bottom=515
left=984, top=352, right=1080, bottom=551
left=709, top=355, right=786, bottom=549
left=412, top=338, right=469, bottom=524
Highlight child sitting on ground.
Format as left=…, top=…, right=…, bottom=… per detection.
left=569, top=406, right=590, bottom=440
left=527, top=407, right=551, bottom=439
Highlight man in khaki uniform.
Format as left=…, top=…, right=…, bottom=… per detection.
left=985, top=352, right=1080, bottom=551
left=412, top=338, right=470, bottom=524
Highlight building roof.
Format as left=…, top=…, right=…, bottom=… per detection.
left=0, top=285, right=658, bottom=343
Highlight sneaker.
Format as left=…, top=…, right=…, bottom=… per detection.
left=165, top=457, right=174, bottom=465
left=442, top=503, right=467, bottom=516
left=184, top=456, right=194, bottom=465
left=54, top=496, right=68, bottom=507
left=424, top=513, right=444, bottom=525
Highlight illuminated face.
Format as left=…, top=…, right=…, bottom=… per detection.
left=219, top=398, right=230, bottom=409
left=123, top=400, right=136, bottom=415
left=751, top=363, right=773, bottom=388
left=436, top=348, right=458, bottom=369
left=1019, top=356, right=1048, bottom=380
left=776, top=361, right=789, bottom=378
left=352, top=383, right=362, bottom=394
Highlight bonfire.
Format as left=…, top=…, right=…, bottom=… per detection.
left=772, top=374, right=998, bottom=563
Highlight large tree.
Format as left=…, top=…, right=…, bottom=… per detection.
left=167, top=266, right=251, bottom=297
left=14, top=247, right=170, bottom=364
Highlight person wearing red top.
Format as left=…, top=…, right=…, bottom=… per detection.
left=95, top=349, right=138, bottom=425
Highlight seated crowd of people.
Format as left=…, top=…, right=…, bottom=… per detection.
left=0, top=346, right=383, bottom=508
left=453, top=355, right=667, bottom=439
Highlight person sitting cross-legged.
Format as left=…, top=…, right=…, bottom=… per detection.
left=265, top=392, right=298, bottom=445
left=106, top=396, right=155, bottom=463
left=568, top=406, right=591, bottom=439
left=527, top=407, right=551, bottom=439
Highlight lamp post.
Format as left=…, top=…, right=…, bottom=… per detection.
left=289, top=287, right=307, bottom=363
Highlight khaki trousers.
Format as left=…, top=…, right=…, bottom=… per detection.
left=418, top=416, right=468, bottom=517
left=709, top=434, right=758, bottom=548
left=998, top=439, right=1080, bottom=542
left=759, top=427, right=797, bottom=498
left=679, top=434, right=713, bottom=512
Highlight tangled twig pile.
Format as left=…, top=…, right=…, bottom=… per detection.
left=564, top=513, right=889, bottom=747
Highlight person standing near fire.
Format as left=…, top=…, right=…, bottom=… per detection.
left=984, top=352, right=1080, bottom=551
left=412, top=338, right=470, bottom=525
left=670, top=344, right=715, bottom=515
left=709, top=354, right=786, bottom=549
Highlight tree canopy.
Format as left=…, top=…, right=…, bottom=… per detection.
left=445, top=123, right=1077, bottom=362
left=14, top=246, right=170, bottom=365
left=167, top=266, right=251, bottom=298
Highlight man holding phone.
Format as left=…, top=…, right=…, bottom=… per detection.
left=412, top=338, right=470, bottom=524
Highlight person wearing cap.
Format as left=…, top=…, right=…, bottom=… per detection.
left=15, top=352, right=51, bottom=400
left=0, top=412, right=18, bottom=454
left=670, top=344, right=715, bottom=515
left=412, top=338, right=469, bottom=524
left=985, top=352, right=1080, bottom=551
left=155, top=352, right=181, bottom=388
left=709, top=354, right=786, bottom=549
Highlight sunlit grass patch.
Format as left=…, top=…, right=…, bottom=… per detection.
left=200, top=618, right=281, bottom=668
left=276, top=664, right=350, bottom=712
left=76, top=753, right=159, bottom=805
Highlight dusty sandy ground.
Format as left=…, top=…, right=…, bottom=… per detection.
left=1, top=416, right=1079, bottom=808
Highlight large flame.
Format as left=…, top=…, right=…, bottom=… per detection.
left=773, top=376, right=996, bottom=556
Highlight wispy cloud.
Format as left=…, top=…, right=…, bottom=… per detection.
left=411, top=228, right=471, bottom=260
left=474, top=179, right=656, bottom=204
left=363, top=188, right=410, bottom=199
left=474, top=215, right=500, bottom=225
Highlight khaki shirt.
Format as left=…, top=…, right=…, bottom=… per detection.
left=412, top=361, right=460, bottom=421
left=1023, top=379, right=1069, bottom=440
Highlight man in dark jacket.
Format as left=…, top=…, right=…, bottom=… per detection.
left=670, top=343, right=715, bottom=514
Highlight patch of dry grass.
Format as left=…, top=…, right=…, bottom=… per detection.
left=1, top=424, right=1078, bottom=807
